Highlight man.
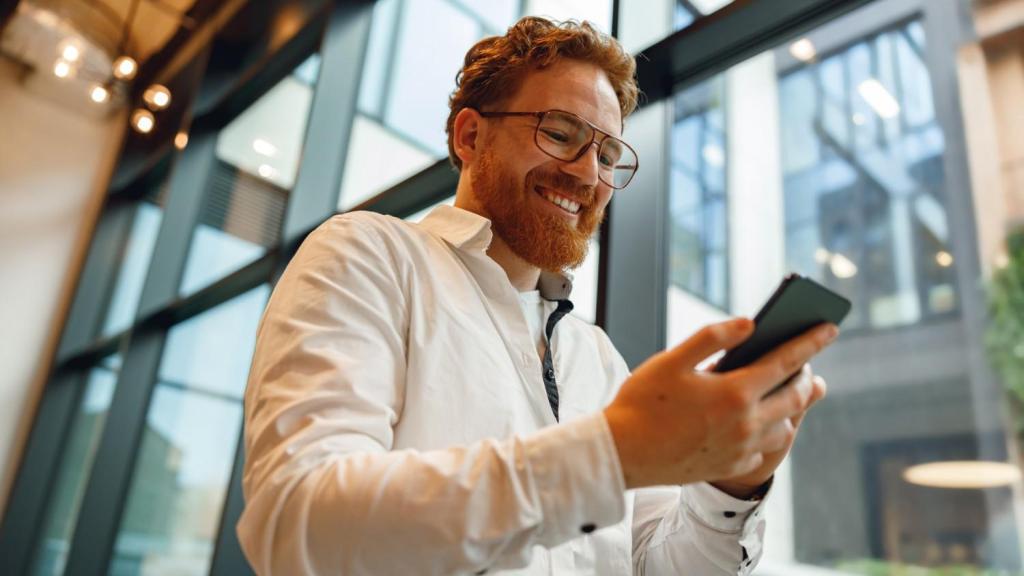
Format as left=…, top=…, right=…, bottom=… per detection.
left=238, top=16, right=835, bottom=575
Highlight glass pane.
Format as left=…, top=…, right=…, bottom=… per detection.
left=31, top=358, right=120, bottom=576
left=663, top=2, right=1023, bottom=574
left=180, top=55, right=320, bottom=296
left=108, top=286, right=270, bottom=575
left=102, top=200, right=164, bottom=336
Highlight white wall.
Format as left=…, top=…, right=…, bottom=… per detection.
left=0, top=58, right=125, bottom=515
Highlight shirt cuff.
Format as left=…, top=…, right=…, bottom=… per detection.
left=680, top=480, right=769, bottom=533
left=524, top=412, right=627, bottom=547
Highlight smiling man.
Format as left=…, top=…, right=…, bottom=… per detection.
left=238, top=16, right=836, bottom=575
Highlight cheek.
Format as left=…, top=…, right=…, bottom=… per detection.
left=594, top=188, right=614, bottom=211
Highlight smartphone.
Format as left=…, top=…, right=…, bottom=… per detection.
left=712, top=273, right=852, bottom=393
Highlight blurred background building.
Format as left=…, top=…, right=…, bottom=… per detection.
left=0, top=0, right=1022, bottom=574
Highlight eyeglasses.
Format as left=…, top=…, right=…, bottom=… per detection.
left=478, top=109, right=639, bottom=189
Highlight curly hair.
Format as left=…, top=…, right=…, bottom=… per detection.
left=446, top=16, right=639, bottom=170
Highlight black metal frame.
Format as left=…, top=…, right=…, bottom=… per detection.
left=2, top=0, right=992, bottom=574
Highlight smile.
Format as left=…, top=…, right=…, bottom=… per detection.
left=536, top=186, right=582, bottom=215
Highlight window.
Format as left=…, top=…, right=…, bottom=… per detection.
left=108, top=286, right=269, bottom=575
left=179, top=55, right=321, bottom=296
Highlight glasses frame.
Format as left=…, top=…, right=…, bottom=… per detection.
left=478, top=109, right=639, bottom=189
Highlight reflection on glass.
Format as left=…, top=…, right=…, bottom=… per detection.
left=32, top=357, right=121, bottom=576
left=664, top=2, right=1021, bottom=574
left=668, top=77, right=728, bottom=311
left=108, top=286, right=269, bottom=575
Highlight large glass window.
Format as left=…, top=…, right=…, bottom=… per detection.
left=179, top=55, right=321, bottom=296
left=663, top=2, right=1019, bottom=574
left=108, top=286, right=270, bottom=575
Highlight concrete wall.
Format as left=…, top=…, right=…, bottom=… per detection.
left=0, top=58, right=125, bottom=516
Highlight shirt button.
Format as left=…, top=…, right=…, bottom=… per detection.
left=544, top=368, right=555, bottom=380
left=580, top=523, right=596, bottom=534
left=724, top=511, right=736, bottom=518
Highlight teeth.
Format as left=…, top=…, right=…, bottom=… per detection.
left=540, top=190, right=581, bottom=214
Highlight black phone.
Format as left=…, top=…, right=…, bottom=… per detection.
left=712, top=273, right=852, bottom=393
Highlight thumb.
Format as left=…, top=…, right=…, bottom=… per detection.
left=664, top=318, right=754, bottom=370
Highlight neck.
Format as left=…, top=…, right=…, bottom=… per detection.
left=486, top=232, right=542, bottom=293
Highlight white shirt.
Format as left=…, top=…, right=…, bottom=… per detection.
left=237, top=205, right=768, bottom=575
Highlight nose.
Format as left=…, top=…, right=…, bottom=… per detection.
left=558, top=141, right=601, bottom=188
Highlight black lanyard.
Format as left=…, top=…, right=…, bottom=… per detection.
left=541, top=299, right=574, bottom=421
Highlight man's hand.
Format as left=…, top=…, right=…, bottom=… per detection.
left=602, top=318, right=838, bottom=490
left=709, top=365, right=828, bottom=499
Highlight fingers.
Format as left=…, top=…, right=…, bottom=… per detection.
left=739, top=323, right=837, bottom=397
left=665, top=318, right=755, bottom=370
left=758, top=365, right=813, bottom=423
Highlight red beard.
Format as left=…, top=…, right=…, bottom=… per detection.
left=474, top=149, right=604, bottom=272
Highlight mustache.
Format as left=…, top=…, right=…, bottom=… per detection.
left=528, top=169, right=596, bottom=206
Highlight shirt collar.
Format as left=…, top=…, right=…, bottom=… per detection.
left=417, top=204, right=574, bottom=301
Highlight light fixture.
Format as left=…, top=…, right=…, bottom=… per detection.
left=858, top=79, right=900, bottom=119
left=852, top=113, right=866, bottom=126
left=814, top=248, right=831, bottom=264
left=935, top=250, right=954, bottom=268
left=53, top=59, right=72, bottom=79
left=252, top=138, right=278, bottom=157
left=59, top=39, right=81, bottom=63
left=789, top=38, right=817, bottom=62
left=143, top=84, right=171, bottom=110
left=829, top=252, right=858, bottom=279
left=131, top=108, right=155, bottom=134
left=174, top=131, right=189, bottom=150
left=904, top=461, right=1021, bottom=489
left=995, top=252, right=1010, bottom=270
left=113, top=55, right=138, bottom=80
left=89, top=84, right=110, bottom=104
left=257, top=164, right=278, bottom=179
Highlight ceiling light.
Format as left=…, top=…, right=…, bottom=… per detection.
left=789, top=38, right=817, bottom=62
left=143, top=84, right=171, bottom=110
left=904, top=461, right=1021, bottom=489
left=131, top=109, right=155, bottom=134
left=814, top=248, right=831, bottom=264
left=89, top=85, right=109, bottom=104
left=252, top=138, right=278, bottom=157
left=858, top=79, right=900, bottom=119
left=829, top=252, right=858, bottom=279
left=113, top=55, right=137, bottom=80
left=935, top=250, right=954, bottom=268
left=174, top=131, right=189, bottom=150
left=53, top=59, right=72, bottom=79
left=852, top=113, right=866, bottom=126
left=257, top=164, right=278, bottom=179
left=59, top=39, right=81, bottom=63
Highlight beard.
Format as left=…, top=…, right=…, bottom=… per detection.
left=473, top=149, right=605, bottom=272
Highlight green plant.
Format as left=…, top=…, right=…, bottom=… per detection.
left=986, top=231, right=1024, bottom=429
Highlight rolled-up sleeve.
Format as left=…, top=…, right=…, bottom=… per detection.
left=237, top=214, right=627, bottom=575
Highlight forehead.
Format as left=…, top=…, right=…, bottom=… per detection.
left=503, top=59, right=622, bottom=137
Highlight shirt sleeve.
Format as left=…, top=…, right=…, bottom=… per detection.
left=236, top=214, right=627, bottom=576
left=590, top=326, right=770, bottom=575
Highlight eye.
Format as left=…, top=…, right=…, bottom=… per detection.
left=540, top=128, right=571, bottom=144
left=599, top=153, right=614, bottom=167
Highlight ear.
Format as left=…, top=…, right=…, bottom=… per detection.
left=453, top=107, right=483, bottom=167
